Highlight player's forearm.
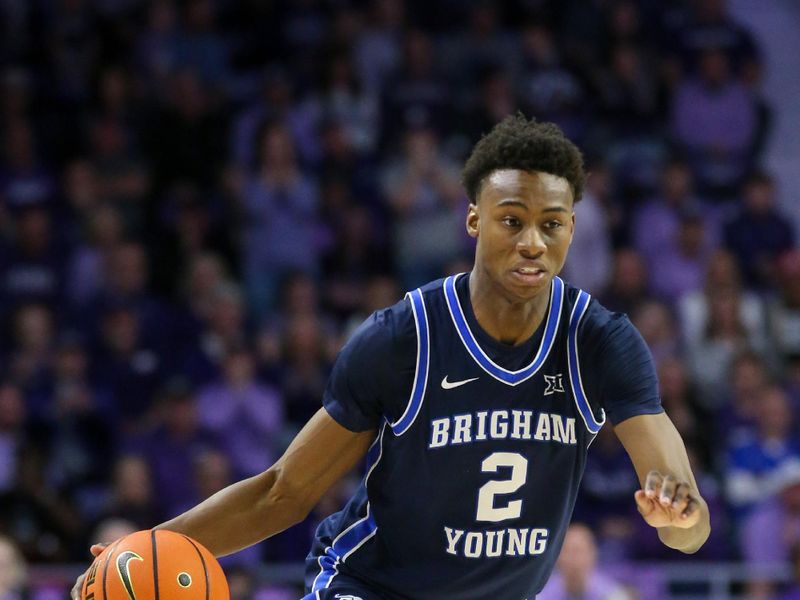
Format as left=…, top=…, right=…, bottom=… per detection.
left=657, top=496, right=711, bottom=554
left=154, top=467, right=309, bottom=557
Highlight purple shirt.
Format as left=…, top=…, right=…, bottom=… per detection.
left=197, top=382, right=285, bottom=477
left=537, top=571, right=630, bottom=600
left=741, top=498, right=800, bottom=565
left=672, top=79, right=756, bottom=153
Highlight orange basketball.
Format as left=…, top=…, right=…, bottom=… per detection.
left=81, top=530, right=229, bottom=600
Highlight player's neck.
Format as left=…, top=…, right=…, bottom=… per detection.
left=468, top=269, right=550, bottom=346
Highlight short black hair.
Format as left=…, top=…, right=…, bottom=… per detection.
left=462, top=113, right=585, bottom=204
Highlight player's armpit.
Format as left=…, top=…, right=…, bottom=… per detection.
left=614, top=413, right=710, bottom=553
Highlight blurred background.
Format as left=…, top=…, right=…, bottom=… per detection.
left=0, top=0, right=799, bottom=598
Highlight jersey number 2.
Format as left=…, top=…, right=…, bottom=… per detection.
left=475, top=452, right=527, bottom=522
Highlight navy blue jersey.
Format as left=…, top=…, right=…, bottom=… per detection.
left=306, top=273, right=662, bottom=600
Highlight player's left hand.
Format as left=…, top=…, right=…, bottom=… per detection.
left=634, top=470, right=701, bottom=529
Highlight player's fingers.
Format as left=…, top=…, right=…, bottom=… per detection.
left=659, top=474, right=678, bottom=506
left=90, top=543, right=108, bottom=557
left=682, top=497, right=700, bottom=520
left=643, top=470, right=663, bottom=499
left=671, top=483, right=691, bottom=510
left=634, top=490, right=655, bottom=515
left=70, top=573, right=86, bottom=600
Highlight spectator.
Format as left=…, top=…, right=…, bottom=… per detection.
left=96, top=455, right=162, bottom=531
left=126, top=379, right=219, bottom=519
left=0, top=535, right=27, bottom=600
left=457, top=68, right=518, bottom=155
left=308, top=52, right=379, bottom=155
left=83, top=241, right=173, bottom=349
left=678, top=249, right=767, bottom=376
left=5, top=305, right=54, bottom=400
left=92, top=304, right=165, bottom=429
left=180, top=282, right=248, bottom=386
left=686, top=285, right=767, bottom=402
left=321, top=204, right=393, bottom=319
left=230, top=66, right=319, bottom=172
left=381, top=30, right=451, bottom=142
left=145, top=69, right=226, bottom=192
left=671, top=48, right=757, bottom=197
left=646, top=210, right=711, bottom=303
left=197, top=347, right=285, bottom=478
left=86, top=117, right=149, bottom=234
left=0, top=207, right=66, bottom=312
left=741, top=461, right=800, bottom=599
left=0, top=441, right=82, bottom=562
left=519, top=22, right=587, bottom=142
left=561, top=165, right=613, bottom=294
left=66, top=203, right=125, bottom=307
left=380, top=126, right=465, bottom=286
left=768, top=250, right=800, bottom=365
left=440, top=2, right=521, bottom=90
left=538, top=523, right=633, bottom=600
left=726, top=385, right=800, bottom=518
left=672, top=0, right=761, bottom=80
left=595, top=42, right=660, bottom=137
left=240, top=122, right=321, bottom=320
left=719, top=350, right=773, bottom=443
left=599, top=248, right=650, bottom=315
left=633, top=160, right=715, bottom=268
left=32, top=333, right=114, bottom=501
left=278, top=316, right=332, bottom=428
left=630, top=300, right=680, bottom=364
left=723, top=171, right=795, bottom=288
left=0, top=118, right=56, bottom=213
left=353, top=0, right=405, bottom=93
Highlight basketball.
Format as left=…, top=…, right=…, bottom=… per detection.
left=80, top=530, right=229, bottom=600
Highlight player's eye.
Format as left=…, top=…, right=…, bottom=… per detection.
left=544, top=220, right=563, bottom=230
left=502, top=216, right=521, bottom=228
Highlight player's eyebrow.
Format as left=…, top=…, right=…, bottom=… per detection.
left=495, top=199, right=570, bottom=214
left=496, top=199, right=529, bottom=209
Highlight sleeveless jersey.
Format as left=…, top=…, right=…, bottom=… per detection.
left=308, top=274, right=611, bottom=600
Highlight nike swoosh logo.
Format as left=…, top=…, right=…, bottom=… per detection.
left=441, top=376, right=479, bottom=390
left=116, top=551, right=144, bottom=600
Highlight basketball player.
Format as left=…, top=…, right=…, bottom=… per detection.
left=72, top=115, right=709, bottom=600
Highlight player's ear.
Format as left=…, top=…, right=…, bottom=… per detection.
left=567, top=210, right=576, bottom=245
left=466, top=203, right=479, bottom=238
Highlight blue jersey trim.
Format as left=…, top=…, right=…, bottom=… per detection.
left=311, top=423, right=388, bottom=592
left=391, top=288, right=430, bottom=435
left=443, top=273, right=564, bottom=386
left=567, top=291, right=605, bottom=433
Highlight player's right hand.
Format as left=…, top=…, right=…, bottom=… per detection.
left=70, top=543, right=108, bottom=600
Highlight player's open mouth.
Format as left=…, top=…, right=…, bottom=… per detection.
left=511, top=267, right=547, bottom=284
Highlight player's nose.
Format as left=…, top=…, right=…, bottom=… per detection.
left=516, top=225, right=546, bottom=257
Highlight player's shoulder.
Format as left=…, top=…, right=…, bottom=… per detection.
left=561, top=279, right=637, bottom=344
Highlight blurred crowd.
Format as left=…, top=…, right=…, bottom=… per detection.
left=0, top=0, right=798, bottom=598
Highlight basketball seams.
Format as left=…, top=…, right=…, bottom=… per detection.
left=101, top=540, right=123, bottom=600
left=151, top=530, right=160, bottom=600
left=180, top=534, right=210, bottom=600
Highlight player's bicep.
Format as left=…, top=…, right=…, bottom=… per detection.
left=270, top=408, right=376, bottom=511
left=613, top=412, right=698, bottom=490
